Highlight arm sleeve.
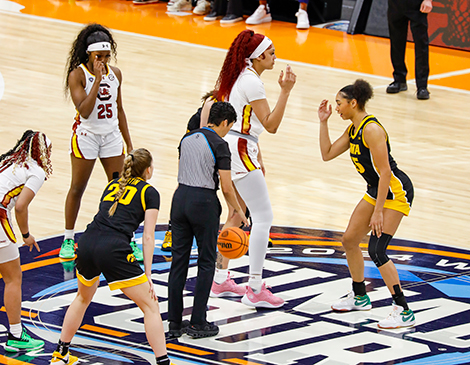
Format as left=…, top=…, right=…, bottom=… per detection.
left=145, top=185, right=160, bottom=210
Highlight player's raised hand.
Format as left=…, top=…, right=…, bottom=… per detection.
left=318, top=99, right=332, bottom=123
left=278, top=64, right=296, bottom=93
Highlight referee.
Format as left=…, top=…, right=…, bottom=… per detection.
left=168, top=102, right=249, bottom=339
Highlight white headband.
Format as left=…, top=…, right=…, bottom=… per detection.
left=249, top=36, right=273, bottom=59
left=45, top=136, right=52, bottom=148
left=87, top=42, right=111, bottom=52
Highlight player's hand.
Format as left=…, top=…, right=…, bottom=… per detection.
left=318, top=99, right=332, bottom=123
left=93, top=56, right=106, bottom=80
left=23, top=235, right=40, bottom=252
left=239, top=214, right=250, bottom=228
left=420, top=0, right=432, bottom=13
left=369, top=210, right=383, bottom=238
left=278, top=65, right=296, bottom=93
left=147, top=276, right=158, bottom=301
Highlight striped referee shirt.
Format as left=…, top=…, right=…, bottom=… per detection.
left=177, top=127, right=231, bottom=190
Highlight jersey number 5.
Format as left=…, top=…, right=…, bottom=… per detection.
left=97, top=104, right=113, bottom=119
left=103, top=183, right=138, bottom=205
left=351, top=157, right=366, bottom=174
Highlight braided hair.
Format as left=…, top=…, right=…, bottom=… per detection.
left=64, top=23, right=117, bottom=95
left=339, top=79, right=374, bottom=110
left=0, top=130, right=52, bottom=178
left=108, top=148, right=153, bottom=216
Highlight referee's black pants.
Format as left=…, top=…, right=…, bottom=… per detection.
left=388, top=0, right=429, bottom=89
left=168, top=184, right=221, bottom=326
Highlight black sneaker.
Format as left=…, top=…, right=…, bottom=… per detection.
left=220, top=14, right=243, bottom=23
left=417, top=88, right=430, bottom=100
left=167, top=320, right=190, bottom=339
left=386, top=82, right=407, bottom=94
left=186, top=322, right=219, bottom=338
left=204, top=11, right=223, bottom=21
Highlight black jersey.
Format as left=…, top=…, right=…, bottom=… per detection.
left=89, top=177, right=160, bottom=239
left=348, top=115, right=411, bottom=200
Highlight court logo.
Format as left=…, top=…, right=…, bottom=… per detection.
left=2, top=225, right=470, bottom=365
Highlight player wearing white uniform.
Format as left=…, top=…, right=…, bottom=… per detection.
left=61, top=24, right=135, bottom=261
left=0, top=131, right=52, bottom=352
left=210, top=30, right=296, bottom=308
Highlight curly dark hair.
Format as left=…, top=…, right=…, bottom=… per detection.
left=64, top=23, right=117, bottom=95
left=339, top=79, right=374, bottom=110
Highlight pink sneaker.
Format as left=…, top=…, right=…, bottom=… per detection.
left=241, top=282, right=284, bottom=308
left=210, top=274, right=246, bottom=298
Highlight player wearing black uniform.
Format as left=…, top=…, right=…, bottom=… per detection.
left=318, top=79, right=415, bottom=330
left=51, top=149, right=171, bottom=365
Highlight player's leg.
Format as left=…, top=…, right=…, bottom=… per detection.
left=211, top=184, right=246, bottom=298
left=0, top=245, right=45, bottom=352
left=121, top=283, right=170, bottom=363
left=51, top=280, right=98, bottom=364
left=62, top=155, right=96, bottom=259
left=331, top=199, right=374, bottom=312
left=372, top=208, right=415, bottom=328
left=235, top=169, right=283, bottom=308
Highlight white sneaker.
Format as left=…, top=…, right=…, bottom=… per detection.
left=378, top=304, right=416, bottom=329
left=296, top=9, right=309, bottom=29
left=331, top=291, right=372, bottom=311
left=193, top=0, right=210, bottom=15
left=167, top=0, right=192, bottom=12
left=246, top=4, right=272, bottom=25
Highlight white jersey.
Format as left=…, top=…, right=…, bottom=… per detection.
left=228, top=67, right=266, bottom=139
left=0, top=161, right=46, bottom=211
left=0, top=161, right=45, bottom=247
left=74, top=64, right=120, bottom=135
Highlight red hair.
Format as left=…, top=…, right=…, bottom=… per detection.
left=215, top=30, right=266, bottom=101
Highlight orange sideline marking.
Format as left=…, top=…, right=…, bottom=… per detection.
left=0, top=307, right=37, bottom=319
left=223, top=359, right=265, bottom=365
left=166, top=343, right=212, bottom=355
left=0, top=355, right=33, bottom=364
left=80, top=324, right=129, bottom=338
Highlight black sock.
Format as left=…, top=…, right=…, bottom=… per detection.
left=392, top=284, right=409, bottom=310
left=56, top=340, right=71, bottom=356
left=352, top=281, right=366, bottom=296
left=156, top=354, right=170, bottom=365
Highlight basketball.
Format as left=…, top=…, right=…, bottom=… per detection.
left=217, top=227, right=249, bottom=259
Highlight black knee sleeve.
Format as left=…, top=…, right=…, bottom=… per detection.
left=368, top=233, right=393, bottom=267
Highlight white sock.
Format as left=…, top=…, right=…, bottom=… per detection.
left=10, top=323, right=22, bottom=338
left=64, top=229, right=74, bottom=241
left=248, top=275, right=262, bottom=293
left=214, top=269, right=228, bottom=284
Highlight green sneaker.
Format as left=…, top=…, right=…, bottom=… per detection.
left=5, top=328, right=45, bottom=352
left=130, top=241, right=144, bottom=262
left=378, top=304, right=416, bottom=329
left=59, top=239, right=76, bottom=259
left=331, top=291, right=372, bottom=311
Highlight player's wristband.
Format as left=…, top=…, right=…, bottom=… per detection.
left=22, top=232, right=30, bottom=239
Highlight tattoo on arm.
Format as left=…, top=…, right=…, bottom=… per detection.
left=216, top=252, right=223, bottom=269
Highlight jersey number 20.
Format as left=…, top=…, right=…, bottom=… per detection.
left=103, top=183, right=137, bottom=205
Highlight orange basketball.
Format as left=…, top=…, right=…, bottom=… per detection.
left=217, top=227, right=249, bottom=259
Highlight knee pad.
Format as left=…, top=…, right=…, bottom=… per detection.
left=368, top=233, right=393, bottom=267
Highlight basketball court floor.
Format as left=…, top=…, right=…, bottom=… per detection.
left=1, top=1, right=470, bottom=364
